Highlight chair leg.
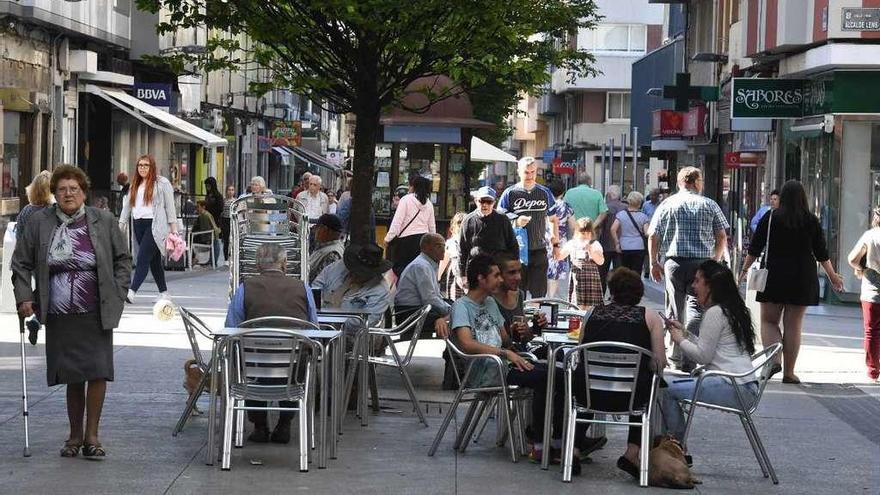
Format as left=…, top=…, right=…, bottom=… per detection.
left=501, top=390, right=518, bottom=463
left=428, top=389, right=466, bottom=456
left=745, top=414, right=779, bottom=484
left=221, top=400, right=235, bottom=470
left=495, top=398, right=507, bottom=447
left=739, top=414, right=769, bottom=477
left=458, top=399, right=488, bottom=453
left=639, top=412, right=651, bottom=487
left=234, top=403, right=245, bottom=448
left=472, top=396, right=496, bottom=444
left=368, top=363, right=380, bottom=413
left=298, top=400, right=309, bottom=472
left=561, top=406, right=576, bottom=482
left=453, top=399, right=481, bottom=450
left=173, top=370, right=209, bottom=436
left=512, top=400, right=528, bottom=456
left=342, top=335, right=361, bottom=418
left=392, top=344, right=428, bottom=425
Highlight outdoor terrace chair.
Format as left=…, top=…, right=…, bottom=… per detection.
left=188, top=227, right=218, bottom=269
left=173, top=307, right=216, bottom=436
left=219, top=327, right=321, bottom=471
left=366, top=305, right=431, bottom=426
left=678, top=342, right=783, bottom=485
left=428, top=339, right=533, bottom=462
left=560, top=342, right=660, bottom=485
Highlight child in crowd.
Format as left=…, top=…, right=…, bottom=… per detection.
left=553, top=217, right=605, bottom=310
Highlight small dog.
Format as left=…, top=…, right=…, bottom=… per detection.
left=649, top=435, right=701, bottom=489
left=183, top=359, right=204, bottom=415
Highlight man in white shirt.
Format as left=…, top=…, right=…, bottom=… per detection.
left=296, top=175, right=329, bottom=221
left=395, top=233, right=450, bottom=339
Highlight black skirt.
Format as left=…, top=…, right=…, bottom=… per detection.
left=45, top=312, right=114, bottom=386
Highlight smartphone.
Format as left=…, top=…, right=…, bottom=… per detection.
left=538, top=303, right=557, bottom=327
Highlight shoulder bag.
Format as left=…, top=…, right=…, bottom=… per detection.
left=385, top=205, right=423, bottom=262
left=747, top=213, right=773, bottom=292
left=624, top=209, right=648, bottom=249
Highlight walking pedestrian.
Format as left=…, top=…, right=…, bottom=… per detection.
left=749, top=189, right=780, bottom=234
left=564, top=172, right=607, bottom=225
left=439, top=211, right=466, bottom=300
left=220, top=185, right=235, bottom=262
left=546, top=179, right=577, bottom=301
left=738, top=180, right=843, bottom=383
left=383, top=175, right=435, bottom=277
left=598, top=185, right=626, bottom=287
left=12, top=165, right=132, bottom=458
left=202, top=177, right=223, bottom=228
left=119, top=154, right=180, bottom=303
left=296, top=174, right=329, bottom=220
left=641, top=188, right=661, bottom=218
left=17, top=170, right=53, bottom=242
left=458, top=186, right=518, bottom=290
left=612, top=191, right=650, bottom=274
left=648, top=166, right=729, bottom=372
left=847, top=207, right=880, bottom=383
left=497, top=157, right=559, bottom=298
left=554, top=217, right=604, bottom=310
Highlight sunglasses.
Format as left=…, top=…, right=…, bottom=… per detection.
left=479, top=198, right=495, bottom=204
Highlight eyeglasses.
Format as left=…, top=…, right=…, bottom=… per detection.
left=479, top=198, right=495, bottom=204
left=56, top=186, right=81, bottom=195
left=137, top=164, right=150, bottom=168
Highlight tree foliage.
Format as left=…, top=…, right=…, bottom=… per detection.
left=137, top=0, right=600, bottom=242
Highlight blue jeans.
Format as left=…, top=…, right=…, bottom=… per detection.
left=131, top=219, right=167, bottom=292
left=661, top=375, right=758, bottom=441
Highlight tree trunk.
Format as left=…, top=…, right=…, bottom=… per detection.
left=349, top=101, right=381, bottom=245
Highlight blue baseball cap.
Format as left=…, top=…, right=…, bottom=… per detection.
left=471, top=186, right=497, bottom=201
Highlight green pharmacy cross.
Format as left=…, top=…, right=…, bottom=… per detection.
left=663, top=73, right=720, bottom=111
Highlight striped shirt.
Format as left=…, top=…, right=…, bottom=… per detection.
left=648, top=190, right=729, bottom=259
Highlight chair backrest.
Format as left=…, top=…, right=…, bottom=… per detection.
left=239, top=316, right=320, bottom=330
left=388, top=305, right=431, bottom=366
left=748, top=342, right=783, bottom=412
left=524, top=297, right=580, bottom=311
left=179, top=306, right=214, bottom=369
left=564, top=341, right=655, bottom=415
left=224, top=328, right=320, bottom=393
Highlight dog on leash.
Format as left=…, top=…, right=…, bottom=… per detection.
left=183, top=359, right=204, bottom=415
left=649, top=435, right=701, bottom=489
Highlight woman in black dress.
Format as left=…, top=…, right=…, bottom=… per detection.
left=739, top=180, right=843, bottom=383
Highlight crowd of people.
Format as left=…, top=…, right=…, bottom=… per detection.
left=9, top=151, right=876, bottom=468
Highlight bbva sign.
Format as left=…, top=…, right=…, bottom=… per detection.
left=133, top=83, right=172, bottom=107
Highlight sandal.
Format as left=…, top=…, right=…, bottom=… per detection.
left=82, top=443, right=106, bottom=458
left=60, top=441, right=81, bottom=458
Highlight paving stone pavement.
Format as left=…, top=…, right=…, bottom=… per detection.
left=0, top=268, right=876, bottom=494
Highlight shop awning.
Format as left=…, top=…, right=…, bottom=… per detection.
left=85, top=84, right=227, bottom=148
left=290, top=146, right=340, bottom=172
left=470, top=136, right=517, bottom=163
left=271, top=146, right=291, bottom=157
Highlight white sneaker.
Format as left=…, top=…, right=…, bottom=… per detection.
left=158, top=291, right=171, bottom=301
left=126, top=289, right=136, bottom=303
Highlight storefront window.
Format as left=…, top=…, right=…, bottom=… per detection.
left=789, top=129, right=839, bottom=268
left=2, top=112, right=21, bottom=198
left=398, top=143, right=441, bottom=217
left=373, top=144, right=393, bottom=217
left=447, top=146, right=468, bottom=216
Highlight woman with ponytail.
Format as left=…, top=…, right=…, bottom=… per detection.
left=660, top=260, right=760, bottom=446
left=119, top=155, right=179, bottom=303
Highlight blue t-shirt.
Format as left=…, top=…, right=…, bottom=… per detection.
left=498, top=183, right=556, bottom=250
left=450, top=295, right=506, bottom=387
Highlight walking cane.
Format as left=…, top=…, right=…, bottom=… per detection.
left=18, top=314, right=31, bottom=457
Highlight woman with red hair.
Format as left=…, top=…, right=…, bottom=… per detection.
left=119, top=155, right=179, bottom=302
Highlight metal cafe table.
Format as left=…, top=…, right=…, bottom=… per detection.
left=205, top=325, right=343, bottom=469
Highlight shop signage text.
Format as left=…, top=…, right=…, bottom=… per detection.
left=552, top=150, right=578, bottom=175
left=682, top=105, right=708, bottom=137
left=271, top=121, right=302, bottom=147
left=732, top=79, right=806, bottom=119
left=652, top=110, right=683, bottom=138
left=842, top=8, right=880, bottom=31
left=133, top=83, right=172, bottom=108
left=724, top=152, right=764, bottom=169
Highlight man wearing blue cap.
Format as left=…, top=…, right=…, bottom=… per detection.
left=457, top=186, right=519, bottom=288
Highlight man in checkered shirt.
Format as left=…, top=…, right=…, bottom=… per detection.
left=647, top=166, right=729, bottom=371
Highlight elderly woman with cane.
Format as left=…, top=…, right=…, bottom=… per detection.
left=12, top=165, right=132, bottom=458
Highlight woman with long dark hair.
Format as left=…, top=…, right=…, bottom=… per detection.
left=661, top=260, right=759, bottom=445
left=202, top=177, right=223, bottom=227
left=383, top=175, right=435, bottom=277
left=738, top=180, right=843, bottom=383
left=119, top=155, right=179, bottom=303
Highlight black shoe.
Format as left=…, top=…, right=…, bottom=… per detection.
left=768, top=363, right=782, bottom=378
left=271, top=422, right=291, bottom=444
left=248, top=426, right=270, bottom=443
left=617, top=456, right=639, bottom=479
left=576, top=435, right=607, bottom=458
left=684, top=454, right=693, bottom=467
left=570, top=456, right=582, bottom=476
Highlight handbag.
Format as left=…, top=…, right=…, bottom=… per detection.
left=747, top=213, right=772, bottom=292
left=386, top=206, right=423, bottom=261
left=624, top=209, right=648, bottom=249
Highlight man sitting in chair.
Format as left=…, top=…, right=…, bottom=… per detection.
left=225, top=242, right=319, bottom=444
left=308, top=214, right=345, bottom=285
left=395, top=233, right=451, bottom=337
left=312, top=242, right=392, bottom=328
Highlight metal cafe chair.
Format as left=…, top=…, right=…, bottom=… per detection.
left=679, top=343, right=783, bottom=485
left=173, top=307, right=216, bottom=436
left=367, top=305, right=432, bottom=426
left=219, top=328, right=321, bottom=472
left=560, top=342, right=660, bottom=485
left=523, top=297, right=581, bottom=311
left=428, top=339, right=532, bottom=463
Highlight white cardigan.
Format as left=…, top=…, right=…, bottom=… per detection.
left=119, top=176, right=177, bottom=257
